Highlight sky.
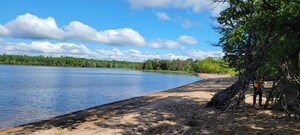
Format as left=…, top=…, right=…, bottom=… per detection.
left=0, top=0, right=227, bottom=62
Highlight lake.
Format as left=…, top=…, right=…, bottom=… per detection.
left=0, top=65, right=200, bottom=128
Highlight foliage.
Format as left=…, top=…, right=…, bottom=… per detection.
left=207, top=0, right=300, bottom=112
left=0, top=54, right=140, bottom=69
left=215, top=0, right=300, bottom=75
left=192, top=57, right=236, bottom=74
left=141, top=58, right=236, bottom=74
left=0, top=54, right=236, bottom=74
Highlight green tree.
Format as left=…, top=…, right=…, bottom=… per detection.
left=0, top=55, right=140, bottom=69
left=207, top=0, right=300, bottom=114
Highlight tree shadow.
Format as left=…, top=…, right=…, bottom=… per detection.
left=3, top=77, right=300, bottom=135
left=91, top=96, right=300, bottom=134
left=3, top=96, right=156, bottom=135
left=92, top=96, right=210, bottom=134
left=164, top=77, right=237, bottom=93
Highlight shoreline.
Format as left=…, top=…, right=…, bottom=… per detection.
left=0, top=74, right=205, bottom=130
left=196, top=73, right=232, bottom=80
left=1, top=74, right=299, bottom=134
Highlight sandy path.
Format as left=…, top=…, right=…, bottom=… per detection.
left=0, top=74, right=299, bottom=135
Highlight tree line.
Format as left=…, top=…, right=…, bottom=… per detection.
left=0, top=54, right=139, bottom=69
left=0, top=54, right=236, bottom=74
left=141, top=58, right=236, bottom=74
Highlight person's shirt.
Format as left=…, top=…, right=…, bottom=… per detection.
left=253, top=80, right=260, bottom=88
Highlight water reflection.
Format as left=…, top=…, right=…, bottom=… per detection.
left=0, top=65, right=200, bottom=128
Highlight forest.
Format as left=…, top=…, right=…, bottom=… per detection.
left=142, top=58, right=236, bottom=74
left=0, top=54, right=236, bottom=74
left=0, top=54, right=139, bottom=69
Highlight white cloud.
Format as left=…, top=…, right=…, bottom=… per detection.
left=147, top=35, right=198, bottom=49
left=210, top=2, right=229, bottom=17
left=177, top=35, right=197, bottom=44
left=0, top=41, right=96, bottom=58
left=93, top=49, right=223, bottom=61
left=163, top=53, right=189, bottom=60
left=155, top=12, right=170, bottom=20
left=147, top=38, right=184, bottom=49
left=0, top=13, right=145, bottom=46
left=128, top=0, right=228, bottom=16
left=0, top=25, right=9, bottom=35
left=0, top=40, right=161, bottom=61
left=95, top=48, right=162, bottom=62
left=0, top=40, right=223, bottom=62
left=64, top=21, right=145, bottom=46
left=3, top=13, right=64, bottom=40
left=181, top=19, right=201, bottom=28
left=63, top=21, right=99, bottom=42
left=186, top=49, right=224, bottom=59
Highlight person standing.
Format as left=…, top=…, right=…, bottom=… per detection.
left=253, top=76, right=264, bottom=106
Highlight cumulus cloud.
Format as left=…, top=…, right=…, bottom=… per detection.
left=128, top=0, right=228, bottom=16
left=186, top=49, right=224, bottom=59
left=181, top=19, right=201, bottom=28
left=155, top=12, right=170, bottom=20
left=147, top=35, right=198, bottom=49
left=2, top=13, right=64, bottom=40
left=0, top=40, right=223, bottom=62
left=0, top=40, right=163, bottom=61
left=0, top=41, right=96, bottom=58
left=0, top=40, right=155, bottom=61
left=0, top=13, right=145, bottom=46
left=64, top=21, right=145, bottom=46
left=163, top=53, right=189, bottom=60
left=0, top=25, right=9, bottom=35
left=210, top=2, right=229, bottom=17
left=96, top=48, right=162, bottom=62
left=177, top=35, right=197, bottom=44
left=95, top=48, right=191, bottom=61
left=147, top=38, right=184, bottom=49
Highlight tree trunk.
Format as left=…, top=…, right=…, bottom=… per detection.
left=290, top=49, right=299, bottom=75
left=205, top=69, right=256, bottom=110
left=277, top=51, right=300, bottom=118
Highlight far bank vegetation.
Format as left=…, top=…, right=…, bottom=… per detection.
left=0, top=54, right=236, bottom=75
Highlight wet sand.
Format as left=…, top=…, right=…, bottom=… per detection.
left=0, top=74, right=299, bottom=135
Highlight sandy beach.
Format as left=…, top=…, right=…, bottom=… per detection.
left=0, top=74, right=299, bottom=135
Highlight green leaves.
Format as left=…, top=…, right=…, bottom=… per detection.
left=142, top=58, right=236, bottom=74
left=215, top=0, right=299, bottom=76
left=0, top=55, right=140, bottom=69
left=192, top=58, right=236, bottom=74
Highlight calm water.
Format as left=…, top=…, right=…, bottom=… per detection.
left=0, top=65, right=200, bottom=128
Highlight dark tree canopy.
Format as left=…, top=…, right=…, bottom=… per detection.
left=207, top=0, right=300, bottom=116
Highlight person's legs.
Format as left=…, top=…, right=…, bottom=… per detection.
left=258, top=90, right=263, bottom=106
left=253, top=88, right=257, bottom=106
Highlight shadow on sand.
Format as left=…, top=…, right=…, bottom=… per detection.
left=3, top=77, right=300, bottom=135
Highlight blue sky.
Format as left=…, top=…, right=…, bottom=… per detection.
left=0, top=0, right=227, bottom=62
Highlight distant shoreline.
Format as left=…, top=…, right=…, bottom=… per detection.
left=1, top=64, right=235, bottom=77
left=142, top=69, right=193, bottom=75
left=196, top=73, right=233, bottom=80
left=0, top=54, right=237, bottom=75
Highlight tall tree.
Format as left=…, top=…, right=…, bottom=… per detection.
left=206, top=0, right=300, bottom=115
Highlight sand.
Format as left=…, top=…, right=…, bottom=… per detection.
left=0, top=74, right=299, bottom=135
